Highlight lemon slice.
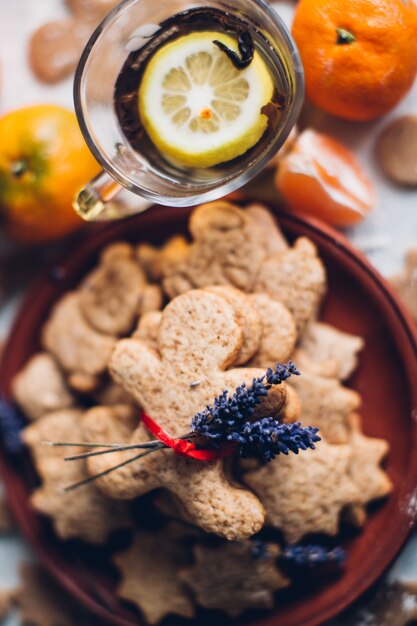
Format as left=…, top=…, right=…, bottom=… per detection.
left=139, top=31, right=274, bottom=168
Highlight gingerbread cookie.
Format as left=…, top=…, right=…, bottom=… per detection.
left=254, top=236, right=326, bottom=332
left=180, top=540, right=289, bottom=618
left=42, top=292, right=116, bottom=393
left=132, top=310, right=163, bottom=353
left=391, top=248, right=417, bottom=323
left=162, top=202, right=274, bottom=297
left=84, top=290, right=295, bottom=539
left=152, top=491, right=197, bottom=526
left=136, top=236, right=189, bottom=283
left=12, top=352, right=75, bottom=420
left=293, top=322, right=364, bottom=381
left=93, top=378, right=136, bottom=407
left=344, top=413, right=392, bottom=527
left=67, top=0, right=119, bottom=17
left=244, top=438, right=360, bottom=542
left=289, top=371, right=361, bottom=443
left=29, top=1, right=119, bottom=84
left=245, top=203, right=289, bottom=256
left=180, top=540, right=290, bottom=618
left=204, top=286, right=262, bottom=365
left=113, top=524, right=195, bottom=624
left=376, top=115, right=417, bottom=187
left=248, top=293, right=297, bottom=367
left=79, top=242, right=162, bottom=337
left=161, top=202, right=326, bottom=333
left=22, top=407, right=132, bottom=543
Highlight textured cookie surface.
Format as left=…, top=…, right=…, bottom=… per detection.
left=12, top=352, right=75, bottom=420
left=248, top=294, right=297, bottom=367
left=254, top=237, right=326, bottom=332
left=42, top=291, right=116, bottom=392
left=113, top=525, right=195, bottom=624
left=22, top=407, right=132, bottom=543
left=85, top=290, right=295, bottom=539
left=289, top=371, right=361, bottom=443
left=180, top=540, right=288, bottom=618
left=162, top=202, right=273, bottom=297
left=293, top=322, right=364, bottom=381
left=244, top=439, right=360, bottom=542
left=343, top=413, right=392, bottom=526
left=79, top=242, right=160, bottom=336
left=376, top=115, right=417, bottom=187
left=204, top=286, right=261, bottom=365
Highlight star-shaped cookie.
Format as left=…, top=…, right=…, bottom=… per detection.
left=244, top=439, right=360, bottom=543
left=289, top=371, right=361, bottom=443
left=113, top=524, right=195, bottom=624
left=180, top=539, right=289, bottom=618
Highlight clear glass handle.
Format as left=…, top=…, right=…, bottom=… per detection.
left=73, top=170, right=150, bottom=221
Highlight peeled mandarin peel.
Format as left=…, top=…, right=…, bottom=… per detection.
left=275, top=130, right=373, bottom=227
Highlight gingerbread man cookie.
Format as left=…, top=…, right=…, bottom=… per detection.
left=162, top=202, right=271, bottom=297
left=42, top=292, right=116, bottom=393
left=79, top=242, right=163, bottom=337
left=12, top=352, right=75, bottom=420
left=161, top=202, right=326, bottom=332
left=29, top=1, right=119, bottom=84
left=83, top=290, right=294, bottom=539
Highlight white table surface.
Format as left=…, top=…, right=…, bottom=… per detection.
left=0, top=1, right=416, bottom=624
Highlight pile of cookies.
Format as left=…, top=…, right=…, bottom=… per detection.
left=12, top=201, right=392, bottom=623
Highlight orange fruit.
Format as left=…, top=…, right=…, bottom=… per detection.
left=0, top=105, right=100, bottom=244
left=275, top=129, right=374, bottom=227
left=292, top=0, right=417, bottom=121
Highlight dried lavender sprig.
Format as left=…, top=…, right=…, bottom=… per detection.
left=251, top=539, right=270, bottom=560
left=64, top=440, right=169, bottom=461
left=0, top=398, right=24, bottom=454
left=280, top=544, right=347, bottom=569
left=63, top=444, right=166, bottom=492
left=228, top=418, right=320, bottom=462
left=191, top=361, right=299, bottom=442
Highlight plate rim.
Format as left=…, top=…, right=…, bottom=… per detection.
left=1, top=204, right=417, bottom=626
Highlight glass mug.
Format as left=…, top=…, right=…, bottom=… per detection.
left=73, top=0, right=304, bottom=221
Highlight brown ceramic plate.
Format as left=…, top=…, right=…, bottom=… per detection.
left=1, top=204, right=417, bottom=626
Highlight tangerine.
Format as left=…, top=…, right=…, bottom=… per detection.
left=292, top=0, right=417, bottom=121
left=0, top=105, right=100, bottom=244
left=275, top=129, right=374, bottom=227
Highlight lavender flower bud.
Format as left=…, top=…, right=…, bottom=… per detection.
left=280, top=544, right=347, bottom=568
left=0, top=398, right=24, bottom=454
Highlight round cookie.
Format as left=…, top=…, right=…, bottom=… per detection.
left=376, top=115, right=417, bottom=187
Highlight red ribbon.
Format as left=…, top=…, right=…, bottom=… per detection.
left=141, top=412, right=235, bottom=461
